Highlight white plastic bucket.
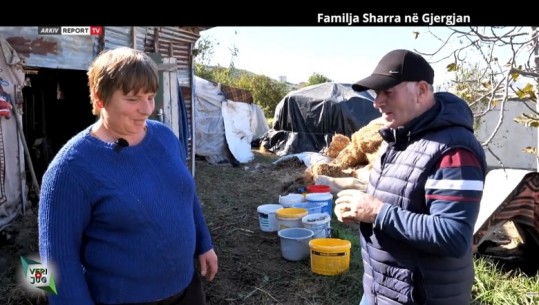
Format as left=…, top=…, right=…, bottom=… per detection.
left=277, top=228, right=314, bottom=261
left=302, top=213, right=331, bottom=238
left=276, top=208, right=308, bottom=230
left=306, top=193, right=334, bottom=216
left=257, top=204, right=283, bottom=232
left=278, top=193, right=304, bottom=208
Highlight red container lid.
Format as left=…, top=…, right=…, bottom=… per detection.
left=306, top=184, right=330, bottom=193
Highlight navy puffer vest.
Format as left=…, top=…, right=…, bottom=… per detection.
left=360, top=93, right=486, bottom=305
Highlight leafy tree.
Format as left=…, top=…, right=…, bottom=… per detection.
left=306, top=73, right=333, bottom=86
left=416, top=27, right=539, bottom=167
left=449, top=62, right=493, bottom=131
left=193, top=35, right=290, bottom=118
left=193, top=36, right=218, bottom=80
left=235, top=73, right=289, bottom=118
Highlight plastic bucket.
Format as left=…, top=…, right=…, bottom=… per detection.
left=292, top=201, right=325, bottom=215
left=278, top=228, right=314, bottom=261
left=302, top=213, right=331, bottom=238
left=276, top=208, right=308, bottom=230
left=306, top=193, right=334, bottom=216
left=279, top=193, right=305, bottom=208
left=306, top=184, right=330, bottom=194
left=257, top=204, right=283, bottom=232
left=309, top=238, right=351, bottom=275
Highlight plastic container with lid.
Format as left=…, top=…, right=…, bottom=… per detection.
left=278, top=193, right=305, bottom=208
left=275, top=207, right=308, bottom=230
left=306, top=184, right=331, bottom=194
left=257, top=203, right=283, bottom=232
left=306, top=192, right=334, bottom=216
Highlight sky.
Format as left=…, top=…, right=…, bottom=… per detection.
left=198, top=27, right=467, bottom=88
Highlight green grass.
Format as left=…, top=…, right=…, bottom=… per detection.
left=328, top=220, right=364, bottom=301
left=328, top=221, right=539, bottom=305
left=196, top=150, right=539, bottom=304
left=266, top=117, right=274, bottom=128
left=472, top=256, right=539, bottom=305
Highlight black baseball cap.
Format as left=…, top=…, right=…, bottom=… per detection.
left=352, top=49, right=434, bottom=92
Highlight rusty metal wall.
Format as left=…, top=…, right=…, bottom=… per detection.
left=0, top=26, right=97, bottom=71
left=103, top=27, right=198, bottom=73
left=0, top=26, right=202, bottom=170
left=142, top=27, right=199, bottom=169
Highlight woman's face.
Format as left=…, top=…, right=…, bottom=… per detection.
left=100, top=89, right=155, bottom=136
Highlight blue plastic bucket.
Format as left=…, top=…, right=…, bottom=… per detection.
left=292, top=201, right=325, bottom=215
left=277, top=228, right=314, bottom=261
left=306, top=193, right=334, bottom=216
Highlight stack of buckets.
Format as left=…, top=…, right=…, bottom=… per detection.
left=256, top=185, right=351, bottom=276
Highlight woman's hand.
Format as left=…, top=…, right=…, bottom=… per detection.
left=198, top=248, right=218, bottom=282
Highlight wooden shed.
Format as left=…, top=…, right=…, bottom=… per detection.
left=0, top=26, right=205, bottom=183
left=0, top=26, right=210, bottom=230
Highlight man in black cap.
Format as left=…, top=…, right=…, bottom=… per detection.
left=334, top=49, right=487, bottom=305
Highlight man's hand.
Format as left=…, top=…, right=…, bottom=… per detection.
left=334, top=189, right=383, bottom=224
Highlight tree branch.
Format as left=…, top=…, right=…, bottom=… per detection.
left=509, top=67, right=539, bottom=78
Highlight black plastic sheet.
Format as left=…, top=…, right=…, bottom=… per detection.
left=262, top=82, right=381, bottom=156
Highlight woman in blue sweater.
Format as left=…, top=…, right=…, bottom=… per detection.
left=38, top=47, right=218, bottom=305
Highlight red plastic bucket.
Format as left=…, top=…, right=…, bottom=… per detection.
left=306, top=184, right=330, bottom=194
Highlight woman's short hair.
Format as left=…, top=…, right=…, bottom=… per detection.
left=87, top=47, right=159, bottom=115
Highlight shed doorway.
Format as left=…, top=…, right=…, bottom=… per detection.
left=22, top=68, right=95, bottom=182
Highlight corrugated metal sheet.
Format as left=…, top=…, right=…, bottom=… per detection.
left=0, top=26, right=204, bottom=73
left=0, top=27, right=97, bottom=70
left=104, top=27, right=200, bottom=74
left=103, top=26, right=135, bottom=50
left=103, top=27, right=197, bottom=86
left=1, top=26, right=204, bottom=171
left=103, top=26, right=148, bottom=51
left=144, top=27, right=201, bottom=169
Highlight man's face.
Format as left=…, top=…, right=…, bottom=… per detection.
left=372, top=82, right=421, bottom=129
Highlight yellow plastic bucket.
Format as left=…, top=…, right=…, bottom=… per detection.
left=309, top=238, right=351, bottom=275
left=276, top=208, right=308, bottom=230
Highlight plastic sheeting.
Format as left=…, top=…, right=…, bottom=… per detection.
left=194, top=76, right=269, bottom=164
left=194, top=76, right=227, bottom=163
left=0, top=35, right=26, bottom=230
left=262, top=82, right=380, bottom=156
left=222, top=100, right=254, bottom=163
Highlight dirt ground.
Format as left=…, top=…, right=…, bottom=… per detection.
left=1, top=149, right=535, bottom=305
left=195, top=151, right=362, bottom=305
left=0, top=150, right=363, bottom=305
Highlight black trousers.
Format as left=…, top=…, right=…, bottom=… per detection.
left=97, top=271, right=206, bottom=305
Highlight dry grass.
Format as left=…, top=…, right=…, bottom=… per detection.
left=2, top=149, right=539, bottom=305
left=196, top=150, right=363, bottom=305
left=0, top=207, right=48, bottom=305
left=1, top=149, right=363, bottom=305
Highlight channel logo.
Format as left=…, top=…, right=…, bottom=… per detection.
left=37, top=26, right=103, bottom=36
left=20, top=255, right=57, bottom=295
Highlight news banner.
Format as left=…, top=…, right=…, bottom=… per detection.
left=37, top=26, right=103, bottom=36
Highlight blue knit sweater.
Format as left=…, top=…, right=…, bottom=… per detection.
left=38, top=120, right=213, bottom=305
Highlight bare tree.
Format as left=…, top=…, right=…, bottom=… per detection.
left=415, top=27, right=539, bottom=169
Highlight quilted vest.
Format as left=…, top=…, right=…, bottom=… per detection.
left=360, top=124, right=486, bottom=305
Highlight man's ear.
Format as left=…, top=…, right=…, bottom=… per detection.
left=418, top=81, right=429, bottom=96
